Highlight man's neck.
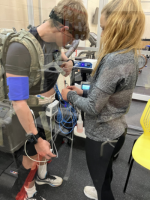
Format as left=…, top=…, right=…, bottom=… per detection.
left=37, top=21, right=57, bottom=43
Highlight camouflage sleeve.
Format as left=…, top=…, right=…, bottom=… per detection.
left=5, top=42, right=31, bottom=76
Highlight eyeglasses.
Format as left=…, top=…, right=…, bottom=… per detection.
left=55, top=25, right=74, bottom=44
left=61, top=30, right=74, bottom=44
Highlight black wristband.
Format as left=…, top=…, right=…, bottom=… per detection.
left=26, top=133, right=40, bottom=145
left=82, top=90, right=88, bottom=98
left=67, top=59, right=75, bottom=66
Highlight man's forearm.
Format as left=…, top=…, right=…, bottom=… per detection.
left=12, top=100, right=38, bottom=135
left=61, top=51, right=68, bottom=61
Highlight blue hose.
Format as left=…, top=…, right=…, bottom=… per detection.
left=54, top=84, right=77, bottom=135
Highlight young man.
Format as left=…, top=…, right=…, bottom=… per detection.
left=5, top=0, right=89, bottom=199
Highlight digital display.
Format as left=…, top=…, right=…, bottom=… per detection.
left=82, top=85, right=90, bottom=90
left=79, top=62, right=92, bottom=68
left=74, top=61, right=92, bottom=69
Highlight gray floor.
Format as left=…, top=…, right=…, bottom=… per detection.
left=0, top=134, right=150, bottom=200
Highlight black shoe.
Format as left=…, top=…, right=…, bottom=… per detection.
left=25, top=192, right=46, bottom=200
left=35, top=173, right=63, bottom=187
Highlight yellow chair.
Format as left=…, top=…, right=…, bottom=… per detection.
left=123, top=99, right=150, bottom=193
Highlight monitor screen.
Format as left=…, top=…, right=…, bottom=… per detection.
left=82, top=85, right=90, bottom=90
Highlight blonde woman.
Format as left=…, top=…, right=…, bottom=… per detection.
left=61, top=0, right=145, bottom=199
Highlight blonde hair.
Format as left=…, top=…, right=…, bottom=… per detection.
left=92, top=0, right=145, bottom=76
left=49, top=0, right=90, bottom=40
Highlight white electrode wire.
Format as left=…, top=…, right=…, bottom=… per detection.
left=24, top=140, right=50, bottom=163
left=55, top=102, right=64, bottom=124
left=30, top=109, right=37, bottom=128
left=56, top=100, right=73, bottom=124
left=76, top=107, right=81, bottom=115
left=50, top=117, right=54, bottom=153
left=24, top=108, right=50, bottom=163
left=61, top=115, right=74, bottom=141
left=63, top=116, right=74, bottom=181
left=52, top=122, right=59, bottom=141
left=50, top=126, right=59, bottom=141
left=50, top=116, right=58, bottom=158
left=43, top=44, right=45, bottom=52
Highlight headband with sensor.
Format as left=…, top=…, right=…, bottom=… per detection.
left=49, top=9, right=86, bottom=40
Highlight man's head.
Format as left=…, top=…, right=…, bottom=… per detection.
left=49, top=0, right=90, bottom=44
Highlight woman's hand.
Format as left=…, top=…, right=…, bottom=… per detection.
left=67, top=86, right=83, bottom=96
left=61, top=88, right=71, bottom=101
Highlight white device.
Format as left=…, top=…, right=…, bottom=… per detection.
left=83, top=59, right=97, bottom=69
left=46, top=100, right=59, bottom=117
left=74, top=59, right=97, bottom=70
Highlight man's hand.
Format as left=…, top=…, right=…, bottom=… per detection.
left=60, top=60, right=73, bottom=77
left=34, top=138, right=56, bottom=160
left=61, top=88, right=71, bottom=101
left=67, top=86, right=83, bottom=96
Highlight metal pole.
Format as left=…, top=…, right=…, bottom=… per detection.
left=123, top=158, right=134, bottom=193
left=38, top=0, right=42, bottom=24
left=27, top=0, right=35, bottom=26
left=97, top=0, right=109, bottom=49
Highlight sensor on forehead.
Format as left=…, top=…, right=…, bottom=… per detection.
left=49, top=9, right=86, bottom=40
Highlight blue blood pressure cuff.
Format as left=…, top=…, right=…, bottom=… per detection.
left=7, top=77, right=29, bottom=101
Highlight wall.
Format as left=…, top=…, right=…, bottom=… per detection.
left=88, top=0, right=99, bottom=34
left=0, top=0, right=66, bottom=92
left=141, top=2, right=150, bottom=40
left=0, top=0, right=149, bottom=38
left=0, top=0, right=57, bottom=30
left=141, top=41, right=150, bottom=48
left=0, top=0, right=100, bottom=43
left=40, top=0, right=57, bottom=23
left=0, top=0, right=149, bottom=91
left=102, top=0, right=150, bottom=48
left=0, top=0, right=28, bottom=31
left=85, top=0, right=99, bottom=47
left=108, top=0, right=150, bottom=40
left=33, top=0, right=40, bottom=26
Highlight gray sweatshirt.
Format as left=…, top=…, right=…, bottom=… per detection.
left=67, top=50, right=139, bottom=142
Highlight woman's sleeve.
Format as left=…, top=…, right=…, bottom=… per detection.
left=67, top=59, right=122, bottom=115
left=67, top=86, right=111, bottom=115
